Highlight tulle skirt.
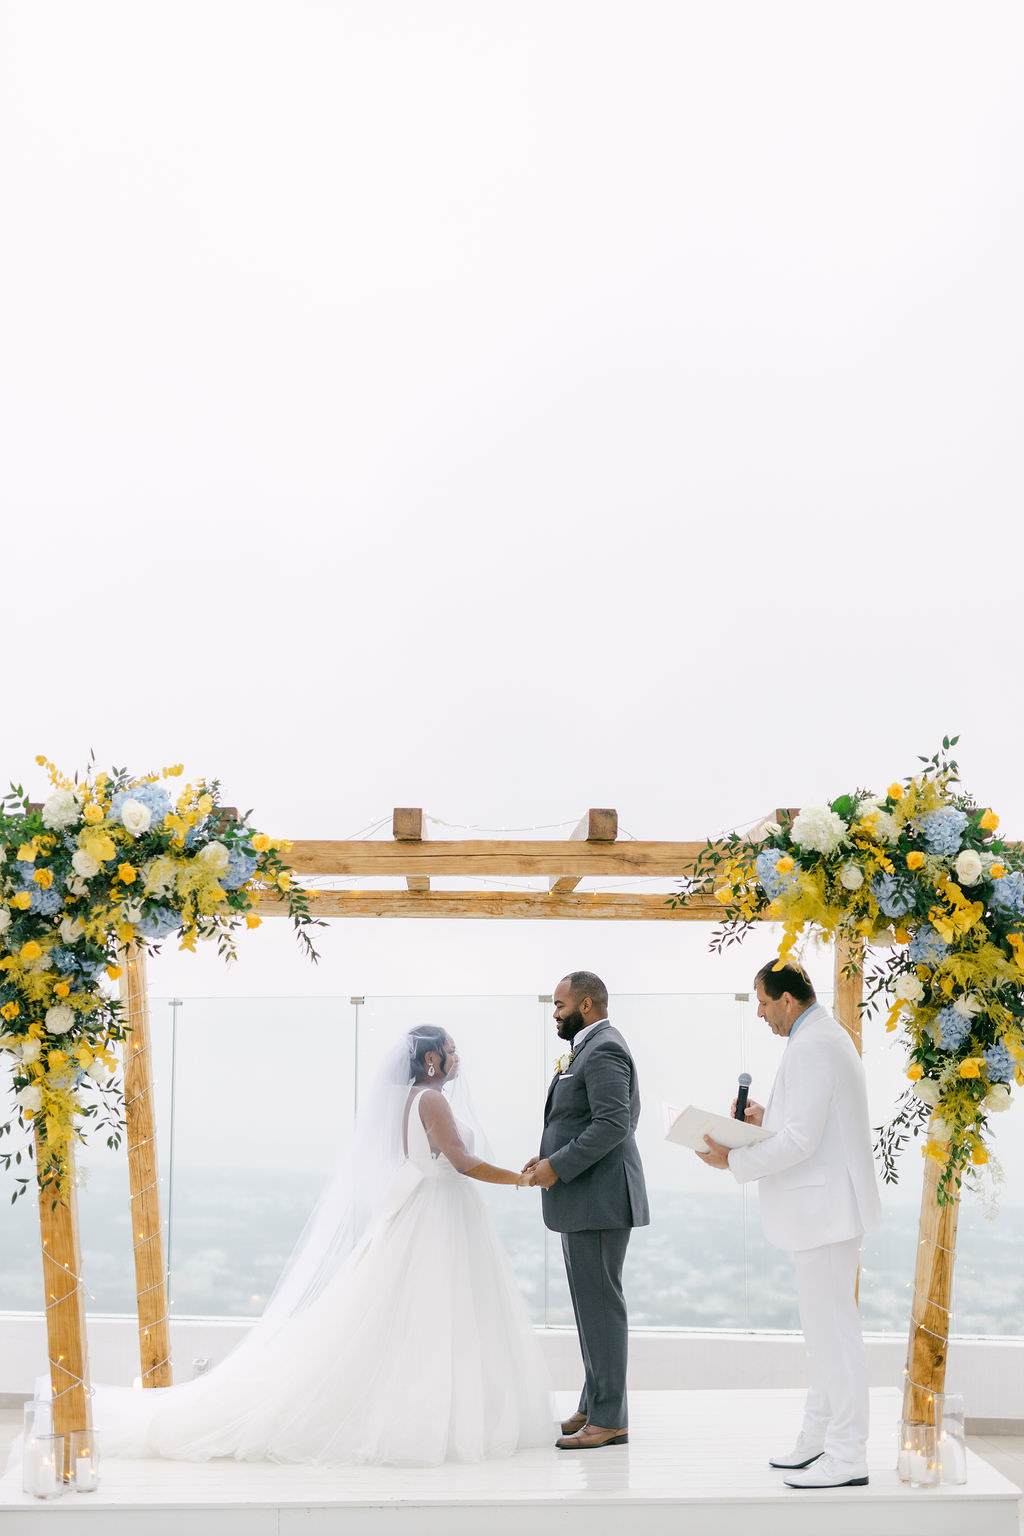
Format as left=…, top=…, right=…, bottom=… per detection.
left=97, top=1169, right=553, bottom=1466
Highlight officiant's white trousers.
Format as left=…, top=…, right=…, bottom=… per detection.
left=793, top=1234, right=869, bottom=1464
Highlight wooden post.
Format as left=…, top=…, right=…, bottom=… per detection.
left=902, top=1149, right=960, bottom=1426
left=118, top=948, right=173, bottom=1387
left=833, top=936, right=864, bottom=1053
left=393, top=808, right=430, bottom=892
left=548, top=809, right=619, bottom=893
left=36, top=1135, right=92, bottom=1476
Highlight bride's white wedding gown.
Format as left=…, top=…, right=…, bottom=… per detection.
left=96, top=1088, right=553, bottom=1466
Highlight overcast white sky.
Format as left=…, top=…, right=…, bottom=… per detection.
left=1, top=1, right=1022, bottom=1004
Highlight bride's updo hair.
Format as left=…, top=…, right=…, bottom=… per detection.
left=408, top=1026, right=448, bottom=1079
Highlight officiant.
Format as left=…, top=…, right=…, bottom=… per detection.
left=696, top=962, right=881, bottom=1489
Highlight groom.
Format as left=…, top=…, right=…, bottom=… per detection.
left=524, top=971, right=649, bottom=1449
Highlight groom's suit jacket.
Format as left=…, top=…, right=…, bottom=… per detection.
left=727, top=1004, right=882, bottom=1252
left=540, top=1021, right=650, bottom=1233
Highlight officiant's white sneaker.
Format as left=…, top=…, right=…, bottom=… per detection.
left=768, top=1432, right=825, bottom=1469
left=784, top=1453, right=869, bottom=1488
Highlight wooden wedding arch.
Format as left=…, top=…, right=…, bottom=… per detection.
left=40, top=807, right=951, bottom=1450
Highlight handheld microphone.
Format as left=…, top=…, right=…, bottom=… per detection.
left=735, top=1073, right=752, bottom=1122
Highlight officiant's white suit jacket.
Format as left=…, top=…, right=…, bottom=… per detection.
left=727, top=1004, right=882, bottom=1252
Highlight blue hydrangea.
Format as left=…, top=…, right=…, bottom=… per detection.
left=222, top=846, right=259, bottom=890
left=871, top=871, right=916, bottom=918
left=919, top=808, right=968, bottom=857
left=754, top=849, right=797, bottom=900
left=908, top=925, right=950, bottom=965
left=991, top=872, right=1024, bottom=915
left=109, top=783, right=172, bottom=828
left=984, top=1043, right=1016, bottom=1082
left=935, top=1005, right=971, bottom=1051
left=138, top=906, right=181, bottom=941
left=12, top=862, right=65, bottom=916
left=52, top=946, right=106, bottom=982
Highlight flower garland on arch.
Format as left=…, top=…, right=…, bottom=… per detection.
left=0, top=756, right=323, bottom=1201
left=686, top=739, right=1024, bottom=1203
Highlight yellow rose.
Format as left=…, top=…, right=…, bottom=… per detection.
left=198, top=793, right=214, bottom=814
left=11, top=892, right=32, bottom=910
left=83, top=803, right=104, bottom=824
left=117, top=863, right=137, bottom=884
left=959, top=1058, right=982, bottom=1078
left=48, top=1050, right=67, bottom=1069
left=0, top=1002, right=20, bottom=1021
left=907, top=852, right=925, bottom=870
left=54, top=981, right=70, bottom=998
left=991, top=864, right=1006, bottom=879
left=245, top=913, right=262, bottom=929
left=276, top=872, right=292, bottom=891
left=93, top=833, right=116, bottom=862
left=980, top=810, right=1000, bottom=832
left=17, top=843, right=37, bottom=862
left=33, top=868, right=54, bottom=889
left=888, top=783, right=904, bottom=801
left=776, top=856, right=795, bottom=874
left=893, top=927, right=910, bottom=944
left=251, top=833, right=270, bottom=853
left=907, top=1064, right=924, bottom=1080
left=106, top=964, right=123, bottom=980
left=20, top=941, right=42, bottom=961
left=972, top=1144, right=988, bottom=1166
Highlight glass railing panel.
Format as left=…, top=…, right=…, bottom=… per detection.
left=163, top=996, right=354, bottom=1318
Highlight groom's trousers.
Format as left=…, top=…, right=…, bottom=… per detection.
left=561, top=1227, right=631, bottom=1429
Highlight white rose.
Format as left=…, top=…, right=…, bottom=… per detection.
left=15, top=1084, right=43, bottom=1113
left=839, top=864, right=863, bottom=891
left=197, top=841, right=229, bottom=876
left=929, top=1113, right=952, bottom=1142
left=120, top=799, right=152, bottom=836
left=790, top=805, right=848, bottom=856
left=44, top=1005, right=75, bottom=1035
left=954, top=850, right=983, bottom=886
left=71, top=849, right=101, bottom=879
left=59, top=915, right=85, bottom=944
left=952, top=993, right=983, bottom=1021
left=0, top=1031, right=18, bottom=1052
left=911, top=1078, right=941, bottom=1106
left=120, top=901, right=143, bottom=924
left=747, top=816, right=782, bottom=842
left=66, top=876, right=89, bottom=898
left=41, top=786, right=83, bottom=831
left=86, top=1060, right=107, bottom=1083
left=20, top=1038, right=41, bottom=1064
left=0, top=907, right=11, bottom=936
left=894, top=975, right=925, bottom=1003
left=984, top=1084, right=1012, bottom=1113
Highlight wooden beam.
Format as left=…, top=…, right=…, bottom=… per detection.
left=833, top=937, right=864, bottom=1054
left=118, top=949, right=173, bottom=1388
left=549, top=808, right=618, bottom=894
left=392, top=808, right=430, bottom=893
left=903, top=1149, right=961, bottom=1427
left=257, top=889, right=723, bottom=920
left=37, top=1137, right=92, bottom=1476
left=280, top=839, right=705, bottom=878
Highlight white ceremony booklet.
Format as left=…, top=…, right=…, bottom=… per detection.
left=663, top=1101, right=774, bottom=1152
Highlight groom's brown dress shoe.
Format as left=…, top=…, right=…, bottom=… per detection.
left=556, top=1424, right=628, bottom=1449
left=560, top=1412, right=588, bottom=1436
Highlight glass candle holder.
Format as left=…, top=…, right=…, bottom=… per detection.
left=939, top=1393, right=967, bottom=1485
left=69, top=1429, right=100, bottom=1493
left=22, top=1432, right=65, bottom=1500
left=897, top=1420, right=940, bottom=1487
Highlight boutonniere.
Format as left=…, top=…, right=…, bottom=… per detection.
left=554, top=1052, right=574, bottom=1075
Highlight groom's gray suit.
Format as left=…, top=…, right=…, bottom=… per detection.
left=540, top=1020, right=649, bottom=1429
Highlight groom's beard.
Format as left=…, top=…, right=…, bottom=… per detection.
left=556, top=1008, right=585, bottom=1041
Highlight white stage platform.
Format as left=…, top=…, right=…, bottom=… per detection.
left=1, top=1390, right=1019, bottom=1536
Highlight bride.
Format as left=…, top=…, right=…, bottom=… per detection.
left=93, top=1026, right=553, bottom=1465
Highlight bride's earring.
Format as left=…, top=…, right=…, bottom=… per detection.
left=428, top=1064, right=436, bottom=1077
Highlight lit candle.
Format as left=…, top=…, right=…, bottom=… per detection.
left=33, top=1451, right=58, bottom=1498
left=75, top=1452, right=98, bottom=1492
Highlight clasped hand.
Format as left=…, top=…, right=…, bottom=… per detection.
left=519, top=1156, right=558, bottom=1188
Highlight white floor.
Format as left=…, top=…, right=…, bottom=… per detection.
left=1, top=1389, right=1020, bottom=1536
